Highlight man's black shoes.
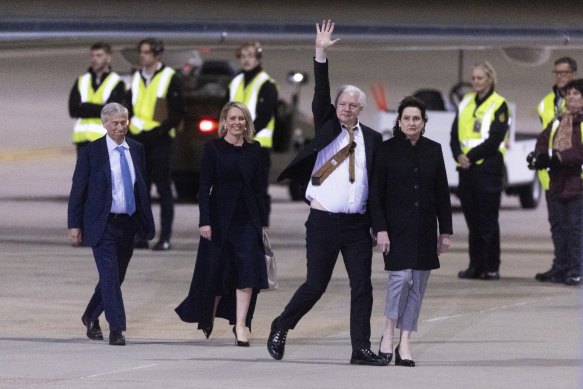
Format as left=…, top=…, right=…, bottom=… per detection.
left=82, top=316, right=126, bottom=345
left=81, top=316, right=103, bottom=340
left=535, top=267, right=566, bottom=283
left=459, top=268, right=500, bottom=280
left=458, top=268, right=481, bottom=279
left=134, top=239, right=149, bottom=249
left=350, top=348, right=389, bottom=366
left=152, top=240, right=171, bottom=251
left=266, top=318, right=387, bottom=366
left=565, top=276, right=582, bottom=286
left=109, top=331, right=126, bottom=346
left=480, top=271, right=500, bottom=280
left=267, top=319, right=287, bottom=360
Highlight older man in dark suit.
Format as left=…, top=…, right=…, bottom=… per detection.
left=68, top=102, right=155, bottom=346
left=267, top=20, right=385, bottom=365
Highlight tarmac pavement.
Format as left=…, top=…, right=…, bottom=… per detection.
left=0, top=151, right=581, bottom=388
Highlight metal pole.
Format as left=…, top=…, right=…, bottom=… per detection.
left=458, top=50, right=464, bottom=84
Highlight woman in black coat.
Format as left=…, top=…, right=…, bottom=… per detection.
left=371, top=97, right=453, bottom=366
left=175, top=102, right=268, bottom=346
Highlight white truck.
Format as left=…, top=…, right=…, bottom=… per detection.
left=374, top=104, right=542, bottom=209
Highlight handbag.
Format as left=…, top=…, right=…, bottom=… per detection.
left=263, top=230, right=279, bottom=291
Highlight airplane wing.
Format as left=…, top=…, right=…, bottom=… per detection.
left=2, top=19, right=583, bottom=66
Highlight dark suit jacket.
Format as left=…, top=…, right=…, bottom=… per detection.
left=67, top=136, right=155, bottom=246
left=278, top=59, right=382, bottom=209
left=371, top=132, right=453, bottom=270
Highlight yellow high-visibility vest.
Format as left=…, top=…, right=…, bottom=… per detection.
left=538, top=119, right=583, bottom=190
left=72, top=72, right=121, bottom=143
left=129, top=66, right=175, bottom=136
left=537, top=91, right=565, bottom=189
left=538, top=91, right=564, bottom=130
left=457, top=91, right=508, bottom=165
left=229, top=71, right=277, bottom=148
left=537, top=166, right=551, bottom=191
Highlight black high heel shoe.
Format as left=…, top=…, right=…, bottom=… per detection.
left=233, top=326, right=250, bottom=347
left=378, top=336, right=393, bottom=364
left=395, top=344, right=415, bottom=367
left=202, top=326, right=213, bottom=340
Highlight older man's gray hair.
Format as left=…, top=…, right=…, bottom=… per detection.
left=101, top=102, right=129, bottom=122
left=334, top=85, right=366, bottom=108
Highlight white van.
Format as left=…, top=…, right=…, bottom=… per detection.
left=375, top=104, right=541, bottom=209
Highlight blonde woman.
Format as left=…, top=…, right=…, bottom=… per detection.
left=450, top=62, right=510, bottom=281
left=176, top=102, right=268, bottom=346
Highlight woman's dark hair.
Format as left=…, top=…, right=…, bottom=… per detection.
left=393, top=96, right=429, bottom=136
left=564, top=79, right=583, bottom=96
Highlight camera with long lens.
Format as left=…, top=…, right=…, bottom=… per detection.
left=526, top=151, right=551, bottom=170
left=526, top=151, right=536, bottom=170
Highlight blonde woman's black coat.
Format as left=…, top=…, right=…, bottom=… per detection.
left=175, top=138, right=268, bottom=331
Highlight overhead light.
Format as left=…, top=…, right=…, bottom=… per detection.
left=501, top=47, right=551, bottom=67
left=287, top=71, right=308, bottom=86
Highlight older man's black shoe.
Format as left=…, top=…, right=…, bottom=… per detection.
left=109, top=331, right=126, bottom=346
left=350, top=348, right=388, bottom=366
left=81, top=316, right=103, bottom=340
left=267, top=319, right=287, bottom=360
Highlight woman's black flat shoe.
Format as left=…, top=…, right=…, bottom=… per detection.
left=378, top=351, right=393, bottom=363
left=395, top=344, right=415, bottom=367
left=233, top=326, right=250, bottom=347
left=378, top=336, right=393, bottom=364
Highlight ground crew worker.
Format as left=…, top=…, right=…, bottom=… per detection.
left=536, top=58, right=578, bottom=192
left=69, top=42, right=126, bottom=154
left=538, top=57, right=578, bottom=130
left=534, top=57, right=579, bottom=283
left=228, top=42, right=278, bottom=224
left=127, top=38, right=185, bottom=251
left=450, top=61, right=510, bottom=281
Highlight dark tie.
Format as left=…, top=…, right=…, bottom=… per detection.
left=116, top=146, right=136, bottom=216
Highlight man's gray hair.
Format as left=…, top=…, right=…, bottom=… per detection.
left=101, top=102, right=129, bottom=122
left=334, top=85, right=366, bottom=108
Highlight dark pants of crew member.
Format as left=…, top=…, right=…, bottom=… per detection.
left=273, top=209, right=373, bottom=351
left=83, top=214, right=136, bottom=332
left=259, top=147, right=272, bottom=225
left=458, top=171, right=502, bottom=273
left=139, top=134, right=174, bottom=242
left=547, top=192, right=583, bottom=278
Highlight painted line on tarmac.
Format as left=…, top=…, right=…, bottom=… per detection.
left=0, top=148, right=71, bottom=161
left=423, top=296, right=553, bottom=323
left=79, top=363, right=158, bottom=379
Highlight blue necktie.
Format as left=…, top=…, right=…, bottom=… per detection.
left=116, top=146, right=136, bottom=216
